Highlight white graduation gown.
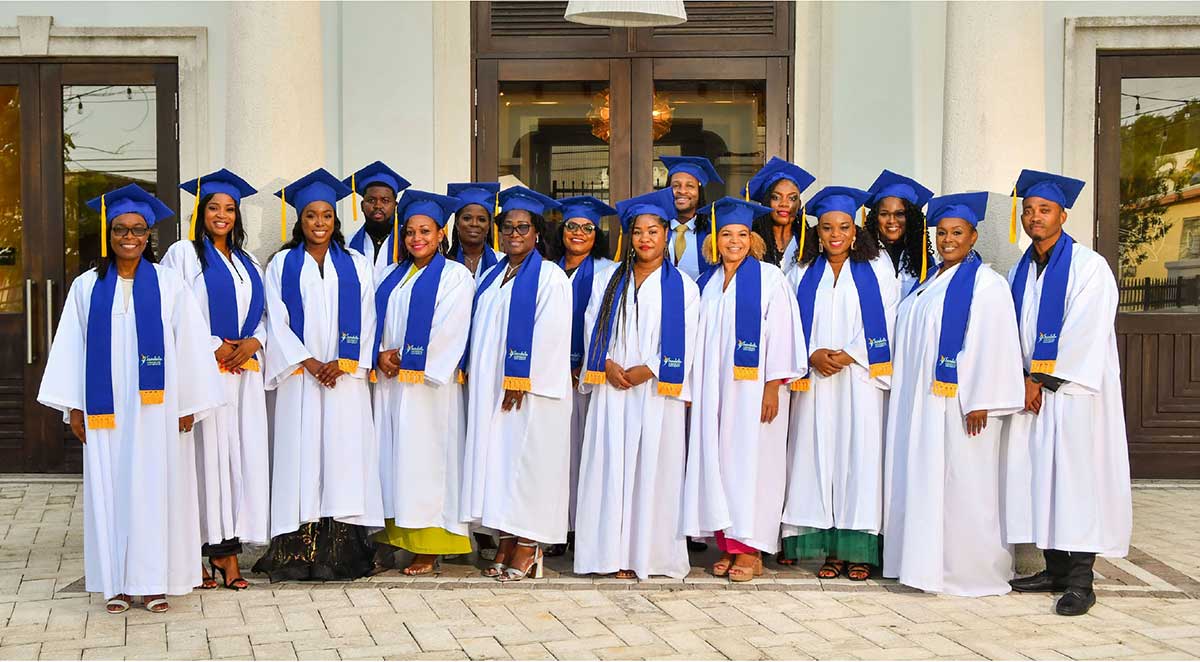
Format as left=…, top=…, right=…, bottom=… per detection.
left=782, top=257, right=899, bottom=539
left=38, top=265, right=224, bottom=599
left=882, top=262, right=1025, bottom=596
left=780, top=235, right=800, bottom=274
left=573, top=264, right=700, bottom=578
left=161, top=241, right=270, bottom=546
left=462, top=246, right=503, bottom=281
left=263, top=247, right=383, bottom=538
left=565, top=256, right=614, bottom=531
left=682, top=261, right=803, bottom=553
left=1003, top=243, right=1131, bottom=557
left=460, top=258, right=573, bottom=543
left=374, top=260, right=474, bottom=535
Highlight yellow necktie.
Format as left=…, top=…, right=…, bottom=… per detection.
left=673, top=224, right=688, bottom=266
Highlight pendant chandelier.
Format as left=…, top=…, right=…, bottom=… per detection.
left=565, top=0, right=686, bottom=28
left=587, top=90, right=674, bottom=142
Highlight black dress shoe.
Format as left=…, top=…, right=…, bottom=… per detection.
left=1055, top=588, right=1096, bottom=616
left=686, top=538, right=708, bottom=552
left=1010, top=570, right=1067, bottom=593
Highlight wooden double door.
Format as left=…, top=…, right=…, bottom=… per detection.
left=0, top=58, right=179, bottom=472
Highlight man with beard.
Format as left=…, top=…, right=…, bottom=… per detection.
left=344, top=161, right=411, bottom=276
left=661, top=156, right=723, bottom=281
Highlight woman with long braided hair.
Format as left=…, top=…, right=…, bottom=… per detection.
left=572, top=188, right=700, bottom=580
left=862, top=170, right=935, bottom=296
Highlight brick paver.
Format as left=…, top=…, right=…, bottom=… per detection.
left=1, top=477, right=1198, bottom=660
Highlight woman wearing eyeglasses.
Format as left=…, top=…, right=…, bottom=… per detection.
left=547, top=196, right=616, bottom=557
left=460, top=186, right=572, bottom=582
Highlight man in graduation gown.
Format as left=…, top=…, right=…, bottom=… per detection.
left=662, top=156, right=723, bottom=281
left=344, top=161, right=411, bottom=274
left=1004, top=169, right=1132, bottom=616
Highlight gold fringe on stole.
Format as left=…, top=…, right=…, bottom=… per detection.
left=789, top=378, right=811, bottom=392
left=280, top=186, right=288, bottom=243
left=455, top=370, right=466, bottom=384
left=219, top=357, right=261, bottom=374
left=337, top=358, right=359, bottom=374
left=395, top=369, right=424, bottom=384
left=657, top=381, right=683, bottom=397
left=351, top=173, right=358, bottom=222
left=1009, top=185, right=1018, bottom=244
left=1030, top=359, right=1056, bottom=374
left=583, top=370, right=606, bottom=385
left=100, top=194, right=108, bottom=258
left=869, top=361, right=893, bottom=378
left=88, top=413, right=116, bottom=429
left=931, top=380, right=958, bottom=397
left=369, top=369, right=378, bottom=383
left=732, top=365, right=759, bottom=381
left=189, top=175, right=201, bottom=241
left=292, top=367, right=303, bottom=376
left=502, top=375, right=532, bottom=392
left=140, top=390, right=164, bottom=405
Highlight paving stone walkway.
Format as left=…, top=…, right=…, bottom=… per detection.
left=1, top=476, right=1198, bottom=660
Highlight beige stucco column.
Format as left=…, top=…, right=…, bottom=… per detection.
left=941, top=0, right=1045, bottom=271
left=225, top=1, right=326, bottom=259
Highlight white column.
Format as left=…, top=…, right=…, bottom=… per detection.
left=432, top=1, right=473, bottom=193
left=941, top=0, right=1045, bottom=271
left=225, top=0, right=326, bottom=260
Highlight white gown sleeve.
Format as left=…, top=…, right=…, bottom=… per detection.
left=422, top=265, right=474, bottom=386
left=263, top=253, right=313, bottom=387
left=763, top=268, right=803, bottom=383
left=957, top=269, right=1026, bottom=416
left=37, top=273, right=92, bottom=421
left=166, top=269, right=227, bottom=423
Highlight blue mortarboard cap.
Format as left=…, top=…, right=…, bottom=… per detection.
left=447, top=182, right=500, bottom=214
left=86, top=183, right=173, bottom=226
left=559, top=196, right=617, bottom=224
left=706, top=196, right=772, bottom=232
left=498, top=186, right=560, bottom=217
left=344, top=161, right=411, bottom=196
left=616, top=188, right=677, bottom=232
left=746, top=157, right=816, bottom=202
left=926, top=192, right=989, bottom=227
left=805, top=186, right=871, bottom=227
left=1014, top=169, right=1086, bottom=209
left=395, top=190, right=462, bottom=228
left=865, top=169, right=933, bottom=208
left=180, top=168, right=257, bottom=204
left=275, top=168, right=352, bottom=214
left=661, top=155, right=724, bottom=186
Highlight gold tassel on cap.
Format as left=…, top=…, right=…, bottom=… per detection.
left=392, top=206, right=400, bottom=264
left=189, top=175, right=201, bottom=241
left=100, top=194, right=108, bottom=258
left=860, top=206, right=867, bottom=227
left=351, top=173, right=358, bottom=222
left=799, top=201, right=807, bottom=256
left=743, top=183, right=750, bottom=202
left=710, top=204, right=718, bottom=265
left=1009, top=185, right=1018, bottom=244
left=492, top=193, right=501, bottom=252
left=921, top=225, right=929, bottom=283
left=280, top=186, right=287, bottom=243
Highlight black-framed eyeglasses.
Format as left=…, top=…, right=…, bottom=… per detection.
left=111, top=226, right=150, bottom=238
left=499, top=223, right=533, bottom=236
left=563, top=221, right=596, bottom=234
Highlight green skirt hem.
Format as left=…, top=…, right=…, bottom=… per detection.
left=782, top=527, right=881, bottom=565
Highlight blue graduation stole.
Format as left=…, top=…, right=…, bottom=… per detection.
left=201, top=239, right=265, bottom=372
left=458, top=252, right=543, bottom=391
left=582, top=261, right=688, bottom=396
left=280, top=242, right=363, bottom=374
left=349, top=226, right=399, bottom=267
left=1011, top=233, right=1074, bottom=375
left=85, top=258, right=165, bottom=429
left=372, top=254, right=446, bottom=384
left=931, top=257, right=982, bottom=397
left=559, top=255, right=595, bottom=370
left=697, top=257, right=762, bottom=380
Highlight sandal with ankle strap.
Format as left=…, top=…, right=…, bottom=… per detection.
left=483, top=535, right=515, bottom=577
left=817, top=559, right=846, bottom=579
left=497, top=541, right=543, bottom=582
left=729, top=553, right=763, bottom=583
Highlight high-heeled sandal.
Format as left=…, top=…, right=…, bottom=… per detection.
left=497, top=541, right=543, bottom=582
left=211, top=561, right=249, bottom=590
left=729, top=553, right=763, bottom=583
left=483, top=535, right=515, bottom=578
left=711, top=552, right=734, bottom=577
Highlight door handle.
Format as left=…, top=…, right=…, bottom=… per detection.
left=45, top=279, right=54, bottom=352
left=25, top=279, right=33, bottom=365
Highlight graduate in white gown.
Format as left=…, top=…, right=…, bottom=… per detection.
left=882, top=192, right=1026, bottom=597
left=781, top=186, right=899, bottom=581
left=461, top=186, right=572, bottom=582
left=1004, top=170, right=1131, bottom=617
left=343, top=160, right=411, bottom=277
left=253, top=169, right=382, bottom=582
left=745, top=157, right=816, bottom=272
left=574, top=189, right=700, bottom=579
left=548, top=195, right=616, bottom=557
left=369, top=190, right=475, bottom=576
left=38, top=184, right=224, bottom=614
left=862, top=170, right=935, bottom=297
left=663, top=156, right=723, bottom=281
left=446, top=183, right=503, bottom=281
left=682, top=196, right=804, bottom=582
left=163, top=168, right=268, bottom=592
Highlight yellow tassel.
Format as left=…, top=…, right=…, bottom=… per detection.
left=921, top=225, right=928, bottom=283
left=502, top=375, right=532, bottom=392
left=140, top=390, right=164, bottom=405
left=732, top=365, right=759, bottom=381
left=789, top=378, right=811, bottom=392
left=931, top=380, right=958, bottom=398
left=189, top=174, right=201, bottom=241
left=292, top=367, right=303, bottom=376
left=395, top=369, right=425, bottom=384
left=87, top=413, right=116, bottom=429
left=1030, top=359, right=1056, bottom=374
left=1009, top=185, right=1018, bottom=244
left=711, top=204, right=719, bottom=265
left=456, top=370, right=466, bottom=384
left=100, top=194, right=108, bottom=258
left=392, top=206, right=400, bottom=264
left=280, top=185, right=287, bottom=243
left=583, top=370, right=606, bottom=385
left=743, top=183, right=750, bottom=202
left=614, top=231, right=622, bottom=260
left=657, top=381, right=683, bottom=397
left=337, top=358, right=359, bottom=374
left=859, top=206, right=867, bottom=228
left=494, top=193, right=501, bottom=219
left=869, top=361, right=893, bottom=378
left=351, top=173, right=358, bottom=222
left=369, top=370, right=378, bottom=383
left=799, top=201, right=807, bottom=255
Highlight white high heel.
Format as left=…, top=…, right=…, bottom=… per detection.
left=483, top=535, right=515, bottom=578
left=497, top=541, right=543, bottom=582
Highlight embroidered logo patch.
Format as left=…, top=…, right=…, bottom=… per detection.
left=340, top=332, right=360, bottom=345
left=569, top=352, right=582, bottom=363
left=662, top=356, right=682, bottom=369
left=140, top=354, right=164, bottom=367
left=937, top=354, right=957, bottom=369
left=736, top=339, right=758, bottom=353
left=405, top=344, right=425, bottom=356
left=1038, top=332, right=1058, bottom=344
left=508, top=349, right=529, bottom=362
left=867, top=337, right=889, bottom=349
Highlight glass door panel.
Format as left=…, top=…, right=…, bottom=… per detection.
left=0, top=84, right=23, bottom=315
